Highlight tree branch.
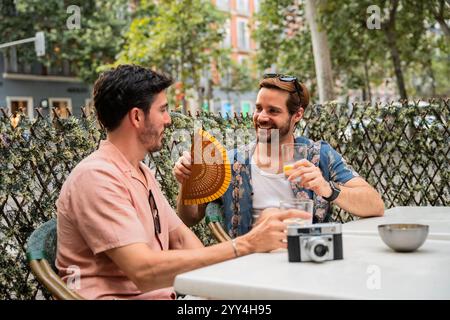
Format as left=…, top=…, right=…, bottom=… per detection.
left=432, top=0, right=450, bottom=38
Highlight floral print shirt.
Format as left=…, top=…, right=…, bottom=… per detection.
left=215, top=136, right=360, bottom=238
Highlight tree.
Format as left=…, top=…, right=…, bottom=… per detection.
left=253, top=0, right=318, bottom=99
left=67, top=0, right=131, bottom=83
left=382, top=0, right=408, bottom=99
left=115, top=0, right=231, bottom=112
left=254, top=0, right=448, bottom=101
left=304, top=0, right=335, bottom=102
left=0, top=0, right=130, bottom=83
left=426, top=0, right=450, bottom=39
left=318, top=1, right=387, bottom=101
left=319, top=0, right=448, bottom=100
left=219, top=58, right=256, bottom=97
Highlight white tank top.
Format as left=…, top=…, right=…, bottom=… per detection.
left=251, top=157, right=296, bottom=219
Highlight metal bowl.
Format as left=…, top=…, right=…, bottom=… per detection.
left=378, top=224, right=429, bottom=252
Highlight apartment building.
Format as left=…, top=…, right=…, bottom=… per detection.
left=0, top=47, right=92, bottom=120
left=209, top=0, right=260, bottom=116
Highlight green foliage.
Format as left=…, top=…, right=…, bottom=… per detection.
left=253, top=0, right=449, bottom=99
left=0, top=0, right=130, bottom=83
left=115, top=0, right=234, bottom=106
left=0, top=112, right=101, bottom=299
left=319, top=0, right=449, bottom=98
left=218, top=57, right=257, bottom=94
left=1, top=99, right=449, bottom=299
left=253, top=0, right=317, bottom=94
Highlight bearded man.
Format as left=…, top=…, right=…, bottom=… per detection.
left=175, top=74, right=384, bottom=237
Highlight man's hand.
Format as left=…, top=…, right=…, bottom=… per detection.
left=174, top=151, right=207, bottom=226
left=241, top=209, right=313, bottom=253
left=173, top=151, right=192, bottom=184
left=285, top=159, right=332, bottom=198
left=253, top=207, right=281, bottom=226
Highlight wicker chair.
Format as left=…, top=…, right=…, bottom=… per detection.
left=26, top=218, right=83, bottom=300
left=205, top=202, right=231, bottom=243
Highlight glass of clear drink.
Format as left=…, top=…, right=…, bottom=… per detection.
left=280, top=199, right=314, bottom=225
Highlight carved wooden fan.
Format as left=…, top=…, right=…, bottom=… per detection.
left=181, top=129, right=231, bottom=205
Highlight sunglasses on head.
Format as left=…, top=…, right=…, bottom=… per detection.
left=263, top=73, right=303, bottom=98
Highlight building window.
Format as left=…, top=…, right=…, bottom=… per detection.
left=202, top=100, right=211, bottom=112
left=216, top=0, right=230, bottom=11
left=212, top=99, right=221, bottom=113
left=241, top=101, right=252, bottom=115
left=254, top=0, right=260, bottom=13
left=49, top=98, right=72, bottom=119
left=5, top=47, right=18, bottom=73
left=222, top=19, right=231, bottom=48
left=221, top=100, right=233, bottom=118
left=208, top=100, right=216, bottom=112
left=6, top=97, right=34, bottom=124
left=236, top=0, right=249, bottom=15
left=237, top=18, right=250, bottom=51
left=237, top=55, right=249, bottom=66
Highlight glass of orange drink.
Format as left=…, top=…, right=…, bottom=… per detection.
left=281, top=143, right=308, bottom=180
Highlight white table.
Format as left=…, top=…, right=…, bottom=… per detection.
left=175, top=235, right=450, bottom=299
left=174, top=206, right=450, bottom=299
left=344, top=206, right=450, bottom=240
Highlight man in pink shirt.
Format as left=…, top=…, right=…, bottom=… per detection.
left=56, top=64, right=310, bottom=300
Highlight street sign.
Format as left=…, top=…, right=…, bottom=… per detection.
left=0, top=32, right=46, bottom=57
left=34, top=32, right=45, bottom=57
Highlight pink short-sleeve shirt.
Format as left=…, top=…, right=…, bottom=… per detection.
left=56, top=140, right=183, bottom=300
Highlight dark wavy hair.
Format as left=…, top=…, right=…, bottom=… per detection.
left=259, top=77, right=310, bottom=114
left=93, top=65, right=173, bottom=131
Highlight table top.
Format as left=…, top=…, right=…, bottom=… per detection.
left=344, top=206, right=450, bottom=240
left=174, top=234, right=450, bottom=300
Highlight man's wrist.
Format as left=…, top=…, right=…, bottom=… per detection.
left=323, top=181, right=341, bottom=202
left=230, top=239, right=239, bottom=257
left=235, top=236, right=253, bottom=256
left=321, top=183, right=333, bottom=198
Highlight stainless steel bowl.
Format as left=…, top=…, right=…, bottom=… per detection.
left=378, top=224, right=429, bottom=252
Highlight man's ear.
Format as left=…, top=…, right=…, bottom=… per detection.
left=129, top=107, right=143, bottom=128
left=293, top=107, right=304, bottom=124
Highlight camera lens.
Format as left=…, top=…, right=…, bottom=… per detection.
left=314, top=244, right=328, bottom=257
left=305, top=237, right=330, bottom=262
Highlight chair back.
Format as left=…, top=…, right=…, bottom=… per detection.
left=26, top=218, right=57, bottom=271
left=205, top=202, right=231, bottom=242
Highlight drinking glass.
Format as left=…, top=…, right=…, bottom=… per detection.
left=280, top=199, right=313, bottom=225
left=281, top=143, right=308, bottom=180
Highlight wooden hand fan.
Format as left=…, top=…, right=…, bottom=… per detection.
left=181, top=129, right=231, bottom=205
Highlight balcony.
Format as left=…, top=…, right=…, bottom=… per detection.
left=1, top=48, right=80, bottom=82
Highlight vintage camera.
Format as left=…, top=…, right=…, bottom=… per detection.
left=287, top=223, right=343, bottom=262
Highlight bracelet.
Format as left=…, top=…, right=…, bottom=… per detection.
left=231, top=239, right=239, bottom=257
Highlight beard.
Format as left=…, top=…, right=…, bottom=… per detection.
left=256, top=116, right=292, bottom=144
left=138, top=118, right=165, bottom=153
